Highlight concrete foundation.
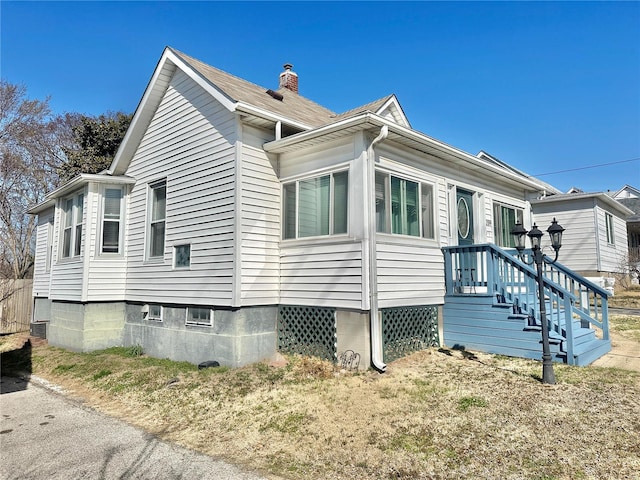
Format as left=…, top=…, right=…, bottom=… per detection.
left=123, top=304, right=278, bottom=368
left=336, top=310, right=371, bottom=370
left=48, top=301, right=126, bottom=352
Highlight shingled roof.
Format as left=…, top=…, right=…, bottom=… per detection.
left=172, top=49, right=337, bottom=128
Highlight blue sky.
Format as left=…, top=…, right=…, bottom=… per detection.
left=2, top=1, right=639, bottom=193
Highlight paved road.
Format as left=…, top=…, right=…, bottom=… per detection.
left=0, top=376, right=266, bottom=480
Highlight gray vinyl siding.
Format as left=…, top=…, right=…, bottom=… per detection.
left=240, top=126, right=280, bottom=305
left=124, top=69, right=238, bottom=305
left=32, top=207, right=54, bottom=298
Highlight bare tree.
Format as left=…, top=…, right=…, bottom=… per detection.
left=0, top=81, right=74, bottom=279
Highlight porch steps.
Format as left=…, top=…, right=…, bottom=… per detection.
left=443, top=294, right=610, bottom=366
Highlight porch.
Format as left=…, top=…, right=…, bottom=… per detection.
left=442, top=244, right=611, bottom=366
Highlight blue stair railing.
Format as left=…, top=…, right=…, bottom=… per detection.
left=442, top=244, right=610, bottom=365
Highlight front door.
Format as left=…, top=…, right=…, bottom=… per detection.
left=456, top=189, right=474, bottom=246
left=456, top=189, right=476, bottom=291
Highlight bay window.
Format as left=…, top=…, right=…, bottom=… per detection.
left=61, top=192, right=84, bottom=258
left=101, top=187, right=124, bottom=254
left=283, top=170, right=348, bottom=239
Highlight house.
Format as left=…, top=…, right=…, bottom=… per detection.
left=530, top=191, right=633, bottom=286
left=29, top=47, right=612, bottom=370
left=610, top=185, right=640, bottom=277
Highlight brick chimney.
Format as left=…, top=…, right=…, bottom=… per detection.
left=279, top=63, right=298, bottom=94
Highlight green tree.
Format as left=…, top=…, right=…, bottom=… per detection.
left=59, top=111, right=132, bottom=181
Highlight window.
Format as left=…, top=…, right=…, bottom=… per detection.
left=45, top=216, right=54, bottom=271
left=148, top=181, right=166, bottom=258
left=61, top=192, right=84, bottom=258
left=147, top=304, right=162, bottom=322
left=376, top=172, right=435, bottom=238
left=605, top=213, right=615, bottom=244
left=187, top=307, right=213, bottom=326
left=283, top=170, right=348, bottom=239
left=102, top=188, right=123, bottom=254
left=493, top=202, right=524, bottom=248
left=174, top=244, right=191, bottom=268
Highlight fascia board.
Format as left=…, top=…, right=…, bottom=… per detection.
left=28, top=174, right=136, bottom=215
left=108, top=47, right=239, bottom=176
left=265, top=113, right=549, bottom=193
left=532, top=194, right=635, bottom=218
left=376, top=95, right=411, bottom=128
left=235, top=102, right=312, bottom=131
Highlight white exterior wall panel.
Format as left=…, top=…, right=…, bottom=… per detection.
left=32, top=207, right=54, bottom=298
left=124, top=69, right=237, bottom=305
left=532, top=200, right=599, bottom=273
left=240, top=126, right=280, bottom=305
left=595, top=204, right=629, bottom=273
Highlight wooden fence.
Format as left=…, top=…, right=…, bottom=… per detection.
left=1, top=279, right=33, bottom=334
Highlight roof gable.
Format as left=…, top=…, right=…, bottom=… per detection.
left=330, top=94, right=410, bottom=128
left=109, top=47, right=337, bottom=175
left=611, top=184, right=640, bottom=199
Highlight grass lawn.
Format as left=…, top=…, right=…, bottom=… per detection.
left=2, top=313, right=640, bottom=480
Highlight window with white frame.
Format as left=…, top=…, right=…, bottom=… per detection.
left=186, top=307, right=213, bottom=326
left=45, top=216, right=54, bottom=271
left=605, top=213, right=615, bottom=244
left=61, top=191, right=84, bottom=258
left=493, top=202, right=524, bottom=248
left=101, top=187, right=124, bottom=254
left=147, top=304, right=162, bottom=322
left=283, top=170, right=348, bottom=239
left=174, top=244, right=191, bottom=268
left=375, top=172, right=435, bottom=238
left=148, top=180, right=166, bottom=258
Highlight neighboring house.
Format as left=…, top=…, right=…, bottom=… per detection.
left=29, top=47, right=611, bottom=370
left=531, top=192, right=633, bottom=278
left=610, top=185, right=640, bottom=269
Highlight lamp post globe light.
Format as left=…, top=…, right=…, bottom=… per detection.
left=511, top=218, right=565, bottom=385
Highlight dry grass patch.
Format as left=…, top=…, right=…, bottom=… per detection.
left=611, top=285, right=640, bottom=309
left=2, top=330, right=639, bottom=479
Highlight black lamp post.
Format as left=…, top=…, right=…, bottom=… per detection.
left=511, top=218, right=565, bottom=385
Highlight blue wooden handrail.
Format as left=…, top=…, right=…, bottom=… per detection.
left=442, top=244, right=610, bottom=364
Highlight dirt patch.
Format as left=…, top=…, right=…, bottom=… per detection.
left=1, top=326, right=636, bottom=480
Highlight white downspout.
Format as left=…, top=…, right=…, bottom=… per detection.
left=367, top=126, right=388, bottom=372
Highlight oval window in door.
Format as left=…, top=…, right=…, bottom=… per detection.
left=457, top=197, right=470, bottom=239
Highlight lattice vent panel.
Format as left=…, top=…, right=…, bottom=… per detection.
left=278, top=305, right=337, bottom=362
left=382, top=305, right=439, bottom=363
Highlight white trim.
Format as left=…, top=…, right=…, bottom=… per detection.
left=186, top=306, right=213, bottom=327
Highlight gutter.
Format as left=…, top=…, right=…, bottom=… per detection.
left=367, top=125, right=389, bottom=372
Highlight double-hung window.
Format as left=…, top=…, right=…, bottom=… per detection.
left=375, top=172, right=435, bottom=239
left=493, top=202, right=524, bottom=248
left=148, top=180, right=166, bottom=258
left=102, top=188, right=124, bottom=254
left=61, top=192, right=84, bottom=258
left=605, top=213, right=615, bottom=245
left=283, top=170, right=348, bottom=239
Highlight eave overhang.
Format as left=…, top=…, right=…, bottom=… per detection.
left=264, top=112, right=550, bottom=193
left=531, top=192, right=635, bottom=218
left=27, top=174, right=136, bottom=215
